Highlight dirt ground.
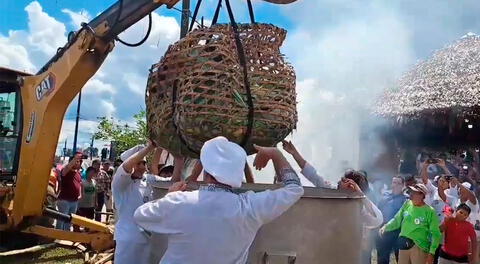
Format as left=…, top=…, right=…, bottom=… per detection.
left=0, top=246, right=395, bottom=264
left=0, top=246, right=83, bottom=264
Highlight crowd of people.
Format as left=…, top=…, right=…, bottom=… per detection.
left=44, top=137, right=480, bottom=264
left=272, top=141, right=480, bottom=264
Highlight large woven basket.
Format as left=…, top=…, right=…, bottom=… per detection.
left=146, top=23, right=297, bottom=157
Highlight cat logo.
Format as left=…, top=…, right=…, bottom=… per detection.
left=35, top=74, right=56, bottom=101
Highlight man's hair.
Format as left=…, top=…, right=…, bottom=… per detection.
left=85, top=166, right=97, bottom=175
left=69, top=152, right=84, bottom=162
left=344, top=170, right=369, bottom=192
left=92, top=159, right=101, bottom=166
left=159, top=165, right=174, bottom=175
left=457, top=203, right=471, bottom=215
left=403, top=174, right=415, bottom=182
left=358, top=170, right=368, bottom=179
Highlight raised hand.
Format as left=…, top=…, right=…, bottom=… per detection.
left=281, top=140, right=297, bottom=155
left=253, top=145, right=280, bottom=171
left=168, top=181, right=187, bottom=193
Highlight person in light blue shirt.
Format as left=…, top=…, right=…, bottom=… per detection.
left=375, top=176, right=408, bottom=264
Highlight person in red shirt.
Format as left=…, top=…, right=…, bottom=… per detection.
left=55, top=153, right=83, bottom=231
left=440, top=203, right=478, bottom=264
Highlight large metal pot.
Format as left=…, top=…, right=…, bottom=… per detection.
left=150, top=182, right=364, bottom=264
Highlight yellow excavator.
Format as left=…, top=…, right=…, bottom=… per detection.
left=0, top=0, right=298, bottom=253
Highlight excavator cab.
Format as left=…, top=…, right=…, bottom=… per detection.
left=0, top=67, right=28, bottom=183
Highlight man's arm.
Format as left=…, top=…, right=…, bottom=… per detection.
left=134, top=193, right=182, bottom=234
left=62, top=153, right=81, bottom=176
left=428, top=210, right=442, bottom=255
left=122, top=141, right=155, bottom=174
left=383, top=201, right=406, bottom=232
left=150, top=147, right=163, bottom=176
left=186, top=160, right=202, bottom=182
left=420, top=161, right=429, bottom=185
left=438, top=159, right=453, bottom=175
left=112, top=142, right=154, bottom=192
left=300, top=163, right=333, bottom=188
left=282, top=140, right=306, bottom=169
left=78, top=182, right=83, bottom=200
left=245, top=163, right=254, bottom=183
left=458, top=182, right=477, bottom=205
left=170, top=155, right=185, bottom=182
left=470, top=228, right=478, bottom=264
left=438, top=185, right=448, bottom=203
left=282, top=140, right=332, bottom=188
left=246, top=146, right=304, bottom=225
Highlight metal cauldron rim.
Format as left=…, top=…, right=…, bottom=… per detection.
left=150, top=181, right=365, bottom=199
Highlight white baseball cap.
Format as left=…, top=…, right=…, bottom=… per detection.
left=200, top=136, right=246, bottom=188
left=462, top=182, right=472, bottom=190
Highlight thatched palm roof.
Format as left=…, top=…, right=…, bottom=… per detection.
left=377, top=33, right=480, bottom=119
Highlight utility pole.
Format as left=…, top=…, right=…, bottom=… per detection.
left=180, top=0, right=191, bottom=38
left=63, top=139, right=67, bottom=160
left=72, top=90, right=82, bottom=154
left=90, top=134, right=95, bottom=159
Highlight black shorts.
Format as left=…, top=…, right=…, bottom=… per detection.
left=439, top=248, right=469, bottom=263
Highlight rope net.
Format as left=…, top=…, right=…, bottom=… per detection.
left=146, top=23, right=297, bottom=157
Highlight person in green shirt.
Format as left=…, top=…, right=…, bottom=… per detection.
left=380, top=183, right=441, bottom=264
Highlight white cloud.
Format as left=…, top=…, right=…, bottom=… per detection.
left=56, top=119, right=110, bottom=155
left=58, top=119, right=98, bottom=143
left=0, top=1, right=68, bottom=72
left=61, top=8, right=91, bottom=29
left=100, top=100, right=116, bottom=117
left=24, top=1, right=67, bottom=56
left=0, top=37, right=36, bottom=73
left=83, top=79, right=116, bottom=95
left=123, top=73, right=147, bottom=96
left=0, top=1, right=180, bottom=152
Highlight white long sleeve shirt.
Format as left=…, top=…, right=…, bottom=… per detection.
left=112, top=165, right=163, bottom=243
left=300, top=162, right=383, bottom=229
left=424, top=179, right=456, bottom=222
left=134, top=169, right=304, bottom=264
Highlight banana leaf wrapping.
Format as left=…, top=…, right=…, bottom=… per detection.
left=146, top=23, right=297, bottom=157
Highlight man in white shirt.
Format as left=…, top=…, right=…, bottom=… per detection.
left=112, top=141, right=156, bottom=264
left=420, top=159, right=456, bottom=222
left=134, top=136, right=304, bottom=264
left=282, top=140, right=383, bottom=264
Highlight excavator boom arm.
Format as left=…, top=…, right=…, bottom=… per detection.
left=9, top=0, right=179, bottom=228
left=1, top=0, right=300, bottom=249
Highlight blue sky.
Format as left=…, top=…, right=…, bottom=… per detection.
left=1, top=0, right=480, bottom=182
left=0, top=1, right=295, bottom=35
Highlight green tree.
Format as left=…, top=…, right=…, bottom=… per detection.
left=94, top=110, right=147, bottom=156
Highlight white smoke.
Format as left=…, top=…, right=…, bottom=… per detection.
left=250, top=0, right=480, bottom=184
